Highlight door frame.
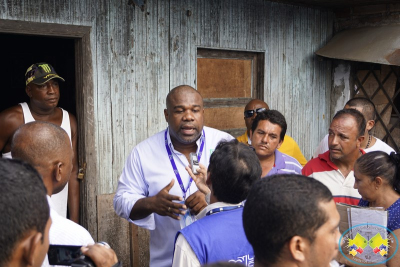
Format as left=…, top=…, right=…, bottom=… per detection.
left=0, top=19, right=97, bottom=237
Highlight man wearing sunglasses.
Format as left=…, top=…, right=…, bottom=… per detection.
left=237, top=99, right=307, bottom=166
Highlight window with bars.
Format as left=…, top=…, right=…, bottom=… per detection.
left=352, top=63, right=400, bottom=152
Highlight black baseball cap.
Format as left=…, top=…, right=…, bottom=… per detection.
left=25, top=62, right=65, bottom=86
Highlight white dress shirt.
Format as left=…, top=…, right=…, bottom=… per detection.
left=41, top=196, right=94, bottom=267
left=113, top=126, right=233, bottom=267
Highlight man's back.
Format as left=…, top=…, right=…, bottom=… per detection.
left=47, top=196, right=93, bottom=245
left=174, top=206, right=253, bottom=267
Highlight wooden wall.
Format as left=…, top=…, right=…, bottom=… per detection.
left=0, top=0, right=334, bottom=265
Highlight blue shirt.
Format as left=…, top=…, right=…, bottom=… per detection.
left=113, top=126, right=233, bottom=267
left=176, top=206, right=253, bottom=266
left=359, top=198, right=400, bottom=231
left=263, top=150, right=302, bottom=177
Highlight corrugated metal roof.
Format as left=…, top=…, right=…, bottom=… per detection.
left=316, top=25, right=400, bottom=66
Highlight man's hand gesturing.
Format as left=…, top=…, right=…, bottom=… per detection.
left=150, top=179, right=187, bottom=220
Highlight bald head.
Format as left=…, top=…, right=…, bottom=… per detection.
left=11, top=121, right=71, bottom=167
left=244, top=99, right=269, bottom=112
left=166, top=85, right=203, bottom=111
left=244, top=99, right=270, bottom=132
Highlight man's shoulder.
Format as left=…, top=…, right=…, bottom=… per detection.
left=236, top=131, right=248, bottom=144
left=279, top=150, right=300, bottom=163
left=369, top=137, right=395, bottom=154
left=279, top=151, right=302, bottom=168
left=0, top=104, right=23, bottom=123
left=0, top=105, right=24, bottom=136
left=135, top=129, right=166, bottom=148
left=50, top=208, right=94, bottom=245
left=203, top=126, right=234, bottom=142
left=181, top=206, right=242, bottom=234
left=302, top=151, right=332, bottom=175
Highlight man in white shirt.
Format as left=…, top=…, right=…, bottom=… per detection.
left=114, top=85, right=234, bottom=267
left=11, top=121, right=94, bottom=266
left=0, top=62, right=80, bottom=223
left=172, top=139, right=261, bottom=267
left=313, top=97, right=395, bottom=158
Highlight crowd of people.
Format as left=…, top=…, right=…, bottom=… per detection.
left=0, top=62, right=399, bottom=267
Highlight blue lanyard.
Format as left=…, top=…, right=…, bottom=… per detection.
left=164, top=129, right=205, bottom=199
left=206, top=204, right=244, bottom=216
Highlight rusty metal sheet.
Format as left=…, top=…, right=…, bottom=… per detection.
left=316, top=25, right=400, bottom=66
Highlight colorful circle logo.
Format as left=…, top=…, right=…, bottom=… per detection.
left=339, top=223, right=398, bottom=266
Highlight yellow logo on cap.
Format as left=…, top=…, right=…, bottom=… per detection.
left=26, top=77, right=34, bottom=84
left=43, top=74, right=55, bottom=79
left=38, top=64, right=51, bottom=73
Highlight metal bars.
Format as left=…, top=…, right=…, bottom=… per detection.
left=352, top=63, right=400, bottom=152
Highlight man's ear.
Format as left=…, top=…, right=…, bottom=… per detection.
left=26, top=85, right=32, bottom=98
left=357, top=135, right=365, bottom=148
left=277, top=138, right=283, bottom=150
left=21, top=231, right=43, bottom=267
left=288, top=236, right=308, bottom=263
left=164, top=109, right=169, bottom=122
left=54, top=162, right=63, bottom=182
left=366, top=120, right=375, bottom=132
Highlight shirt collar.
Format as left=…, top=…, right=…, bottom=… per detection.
left=166, top=127, right=204, bottom=152
left=246, top=131, right=251, bottom=145
left=273, top=150, right=285, bottom=169
left=319, top=149, right=366, bottom=170
left=196, top=201, right=243, bottom=220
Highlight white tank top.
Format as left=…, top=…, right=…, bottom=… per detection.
left=2, top=102, right=72, bottom=218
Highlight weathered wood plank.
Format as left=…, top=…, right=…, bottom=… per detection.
left=130, top=224, right=150, bottom=267
left=76, top=28, right=97, bottom=239
left=155, top=0, right=169, bottom=133
left=109, top=0, right=129, bottom=192
left=97, top=194, right=131, bottom=267
left=95, top=0, right=112, bottom=197
left=283, top=4, right=294, bottom=137
left=0, top=19, right=90, bottom=37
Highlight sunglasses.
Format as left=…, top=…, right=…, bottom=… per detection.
left=244, top=108, right=267, bottom=118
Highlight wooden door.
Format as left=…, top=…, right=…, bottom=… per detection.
left=197, top=48, right=264, bottom=137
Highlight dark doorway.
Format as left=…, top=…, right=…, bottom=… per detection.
left=0, top=33, right=76, bottom=116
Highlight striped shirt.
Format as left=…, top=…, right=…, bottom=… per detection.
left=302, top=150, right=363, bottom=205
left=262, top=150, right=302, bottom=177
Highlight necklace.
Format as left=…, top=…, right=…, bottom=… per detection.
left=365, top=134, right=372, bottom=149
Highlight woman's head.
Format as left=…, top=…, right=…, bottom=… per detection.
left=354, top=151, right=400, bottom=201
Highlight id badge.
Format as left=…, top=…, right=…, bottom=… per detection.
left=176, top=200, right=196, bottom=229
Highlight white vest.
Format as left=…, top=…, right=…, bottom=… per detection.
left=3, top=102, right=72, bottom=218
